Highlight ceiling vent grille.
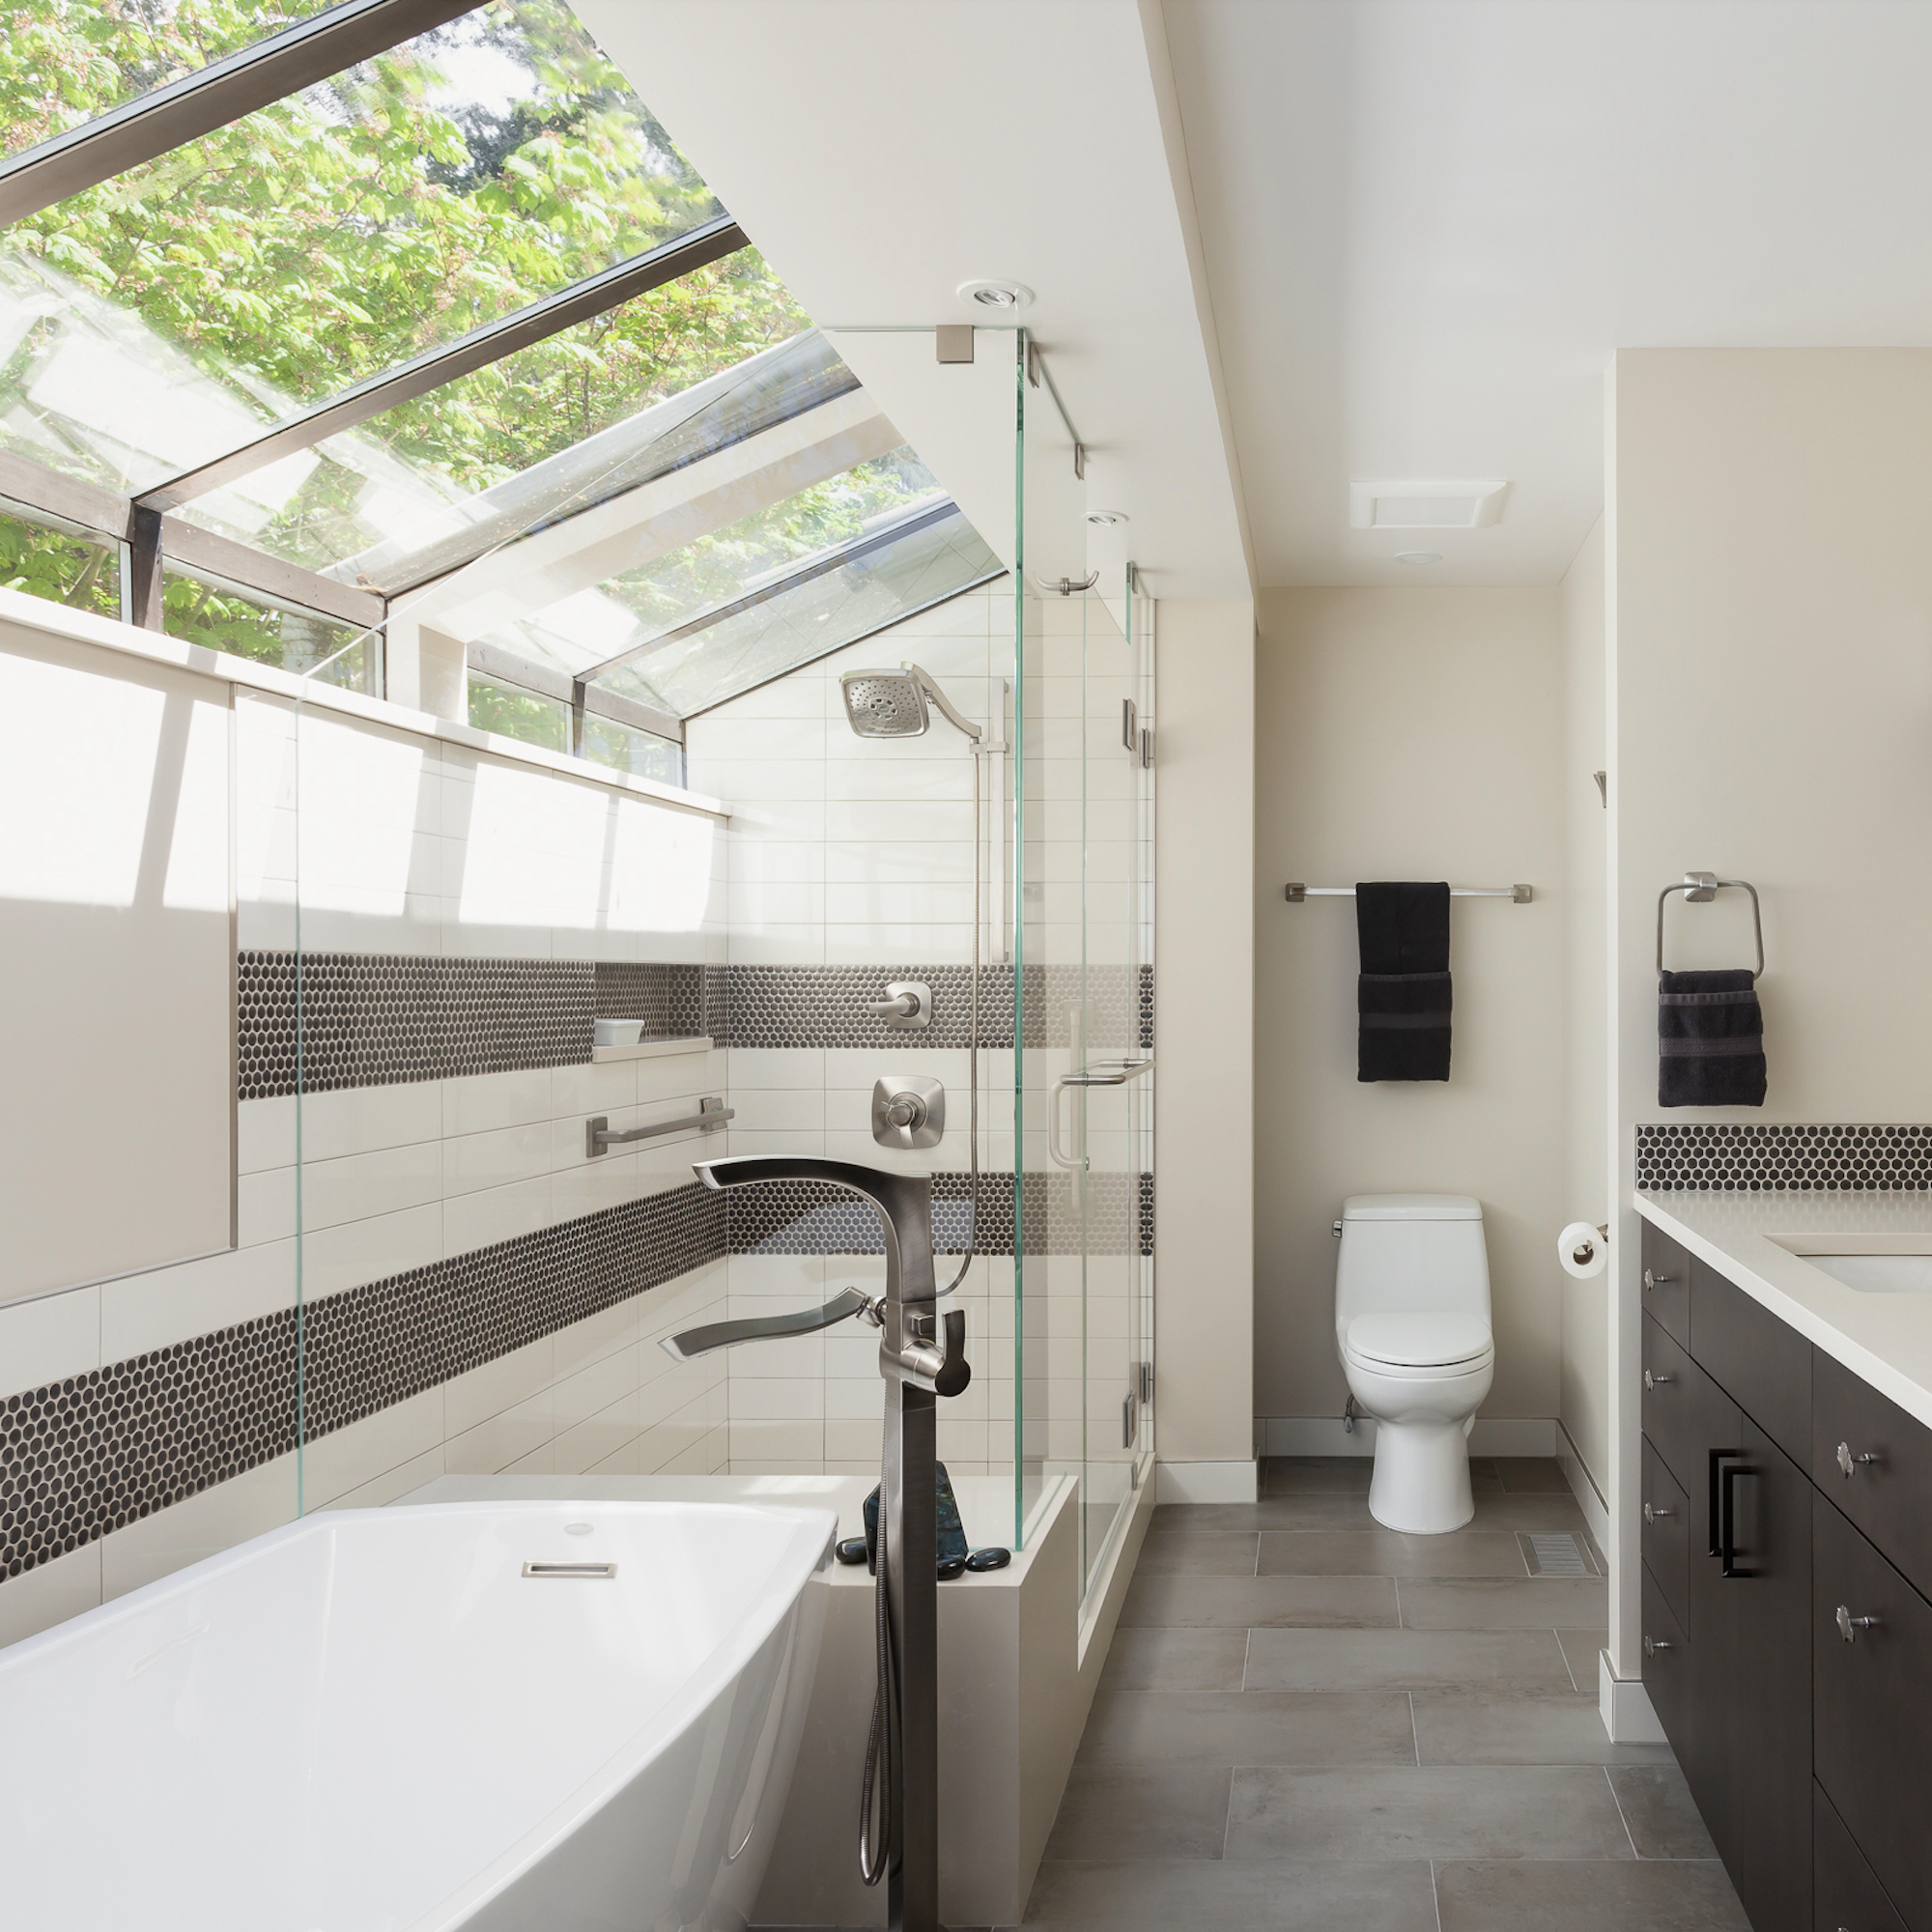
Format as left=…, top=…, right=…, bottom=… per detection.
left=1350, top=479, right=1510, bottom=529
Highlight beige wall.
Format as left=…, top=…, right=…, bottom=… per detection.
left=1559, top=518, right=1610, bottom=1502
left=1254, top=588, right=1566, bottom=1429
left=1154, top=597, right=1256, bottom=1478
left=1605, top=347, right=1932, bottom=1673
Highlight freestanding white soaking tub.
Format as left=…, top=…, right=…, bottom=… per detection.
left=0, top=1499, right=836, bottom=1931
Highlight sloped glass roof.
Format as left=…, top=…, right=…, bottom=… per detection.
left=1, top=2, right=338, bottom=161
left=0, top=0, right=1002, bottom=743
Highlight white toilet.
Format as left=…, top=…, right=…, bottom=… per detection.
left=1335, top=1193, right=1495, bottom=1534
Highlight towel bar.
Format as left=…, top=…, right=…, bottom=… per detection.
left=1285, top=883, right=1532, bottom=903
left=1657, top=873, right=1763, bottom=979
left=585, top=1094, right=733, bottom=1157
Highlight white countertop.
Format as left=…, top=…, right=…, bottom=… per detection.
left=1635, top=1190, right=1932, bottom=1431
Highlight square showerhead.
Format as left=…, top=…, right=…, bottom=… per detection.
left=841, top=669, right=929, bottom=738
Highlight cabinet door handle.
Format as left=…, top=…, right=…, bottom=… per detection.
left=1643, top=1268, right=1674, bottom=1291
left=1834, top=1605, right=1882, bottom=1643
left=1642, top=1503, right=1674, bottom=1524
left=1642, top=1634, right=1671, bottom=1656
left=1643, top=1370, right=1672, bottom=1391
left=1835, top=1440, right=1882, bottom=1478
left=1719, top=1460, right=1756, bottom=1577
left=1708, top=1447, right=1743, bottom=1557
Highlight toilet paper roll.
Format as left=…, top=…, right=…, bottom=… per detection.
left=1558, top=1221, right=1607, bottom=1279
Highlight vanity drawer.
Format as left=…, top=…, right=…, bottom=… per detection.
left=1641, top=1435, right=1691, bottom=1629
left=1813, top=1493, right=1932, bottom=1932
left=1641, top=1218, right=1691, bottom=1350
left=1815, top=1780, right=1910, bottom=1932
left=1812, top=1348, right=1932, bottom=1603
left=1690, top=1253, right=1810, bottom=1464
left=1639, top=1558, right=1696, bottom=1773
left=1643, top=1316, right=1738, bottom=1505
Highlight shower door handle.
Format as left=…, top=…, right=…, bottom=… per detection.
left=1046, top=1075, right=1086, bottom=1171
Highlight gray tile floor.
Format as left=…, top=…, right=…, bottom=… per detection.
left=1017, top=1457, right=1751, bottom=1930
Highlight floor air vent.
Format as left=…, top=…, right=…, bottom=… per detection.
left=1520, top=1532, right=1590, bottom=1577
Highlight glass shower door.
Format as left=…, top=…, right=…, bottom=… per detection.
left=1014, top=335, right=1156, bottom=1598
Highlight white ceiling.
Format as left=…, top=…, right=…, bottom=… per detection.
left=575, top=0, right=1254, bottom=601
left=1164, top=0, right=1932, bottom=585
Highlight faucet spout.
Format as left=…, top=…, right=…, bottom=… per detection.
left=693, top=1154, right=937, bottom=1303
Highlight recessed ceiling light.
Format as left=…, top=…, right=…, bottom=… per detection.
left=957, top=277, right=1034, bottom=311
left=1085, top=509, right=1127, bottom=526
left=1394, top=551, right=1442, bottom=566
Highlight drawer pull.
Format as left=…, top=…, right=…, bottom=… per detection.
left=1643, top=1370, right=1672, bottom=1390
left=1642, top=1502, right=1674, bottom=1523
left=1642, top=1634, right=1671, bottom=1656
left=1642, top=1268, right=1674, bottom=1291
left=1834, top=1605, right=1882, bottom=1643
left=1834, top=1440, right=1882, bottom=1478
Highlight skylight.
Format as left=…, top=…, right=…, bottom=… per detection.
left=0, top=0, right=1002, bottom=781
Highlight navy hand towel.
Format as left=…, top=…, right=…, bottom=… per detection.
left=1658, top=969, right=1766, bottom=1107
left=1356, top=881, right=1452, bottom=1082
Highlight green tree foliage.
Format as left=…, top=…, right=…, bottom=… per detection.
left=2, top=0, right=808, bottom=488
left=0, top=510, right=121, bottom=614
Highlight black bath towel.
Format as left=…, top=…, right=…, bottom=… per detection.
left=1658, top=969, right=1766, bottom=1107
left=1356, top=881, right=1452, bottom=1082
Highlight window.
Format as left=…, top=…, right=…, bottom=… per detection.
left=0, top=502, right=119, bottom=617
left=163, top=565, right=378, bottom=694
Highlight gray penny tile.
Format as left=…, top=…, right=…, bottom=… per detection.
left=1433, top=1858, right=1748, bottom=1931
left=1098, top=1624, right=1250, bottom=1691
left=1041, top=1763, right=1232, bottom=1861
left=1077, top=1689, right=1416, bottom=1767
left=1225, top=1764, right=1635, bottom=1862
left=1608, top=1763, right=1720, bottom=1859
left=1244, top=1627, right=1574, bottom=1693
left=1132, top=1532, right=1259, bottom=1576
left=1021, top=1857, right=1439, bottom=1929
left=1556, top=1626, right=1608, bottom=1690
left=1262, top=1457, right=1374, bottom=1495
left=1261, top=1530, right=1529, bottom=1579
left=1397, top=1576, right=1608, bottom=1628
left=1494, top=1457, right=1573, bottom=1493
left=1411, top=1690, right=1676, bottom=1765
left=1120, top=1573, right=1398, bottom=1629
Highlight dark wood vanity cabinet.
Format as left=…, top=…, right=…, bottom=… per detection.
left=1639, top=1219, right=1932, bottom=1932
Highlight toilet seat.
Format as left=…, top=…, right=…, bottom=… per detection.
left=1344, top=1312, right=1492, bottom=1373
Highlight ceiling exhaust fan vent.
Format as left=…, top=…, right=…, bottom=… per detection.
left=1350, top=479, right=1510, bottom=530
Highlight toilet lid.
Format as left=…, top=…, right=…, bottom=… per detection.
left=1346, top=1312, right=1492, bottom=1369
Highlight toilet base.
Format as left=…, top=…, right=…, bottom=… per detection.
left=1368, top=1419, right=1474, bottom=1534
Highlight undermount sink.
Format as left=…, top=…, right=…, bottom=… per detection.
left=1803, top=1253, right=1932, bottom=1294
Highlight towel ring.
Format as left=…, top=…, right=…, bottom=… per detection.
left=1657, top=873, right=1764, bottom=980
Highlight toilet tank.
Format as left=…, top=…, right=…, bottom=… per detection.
left=1335, top=1194, right=1491, bottom=1349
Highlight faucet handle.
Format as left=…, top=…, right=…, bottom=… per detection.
left=885, top=1304, right=972, bottom=1397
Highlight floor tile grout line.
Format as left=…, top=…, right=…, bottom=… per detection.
left=1408, top=1688, right=1419, bottom=1767
left=1558, top=1624, right=1580, bottom=1693
left=1601, top=1760, right=1642, bottom=1861
left=1429, top=1857, right=1445, bottom=1932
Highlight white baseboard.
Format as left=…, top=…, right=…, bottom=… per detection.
left=1555, top=1419, right=1610, bottom=1553
left=1260, top=1416, right=1557, bottom=1459
left=1599, top=1651, right=1666, bottom=1743
left=1155, top=1459, right=1259, bottom=1503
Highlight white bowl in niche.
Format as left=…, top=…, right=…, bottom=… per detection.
left=596, top=1017, right=645, bottom=1047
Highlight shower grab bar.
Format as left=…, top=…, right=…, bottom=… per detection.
left=1657, top=872, right=1764, bottom=979
left=586, top=1095, right=733, bottom=1156
left=1285, top=883, right=1532, bottom=903
left=1046, top=1058, right=1154, bottom=1171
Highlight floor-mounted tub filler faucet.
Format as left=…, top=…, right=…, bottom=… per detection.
left=663, top=1154, right=970, bottom=1932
